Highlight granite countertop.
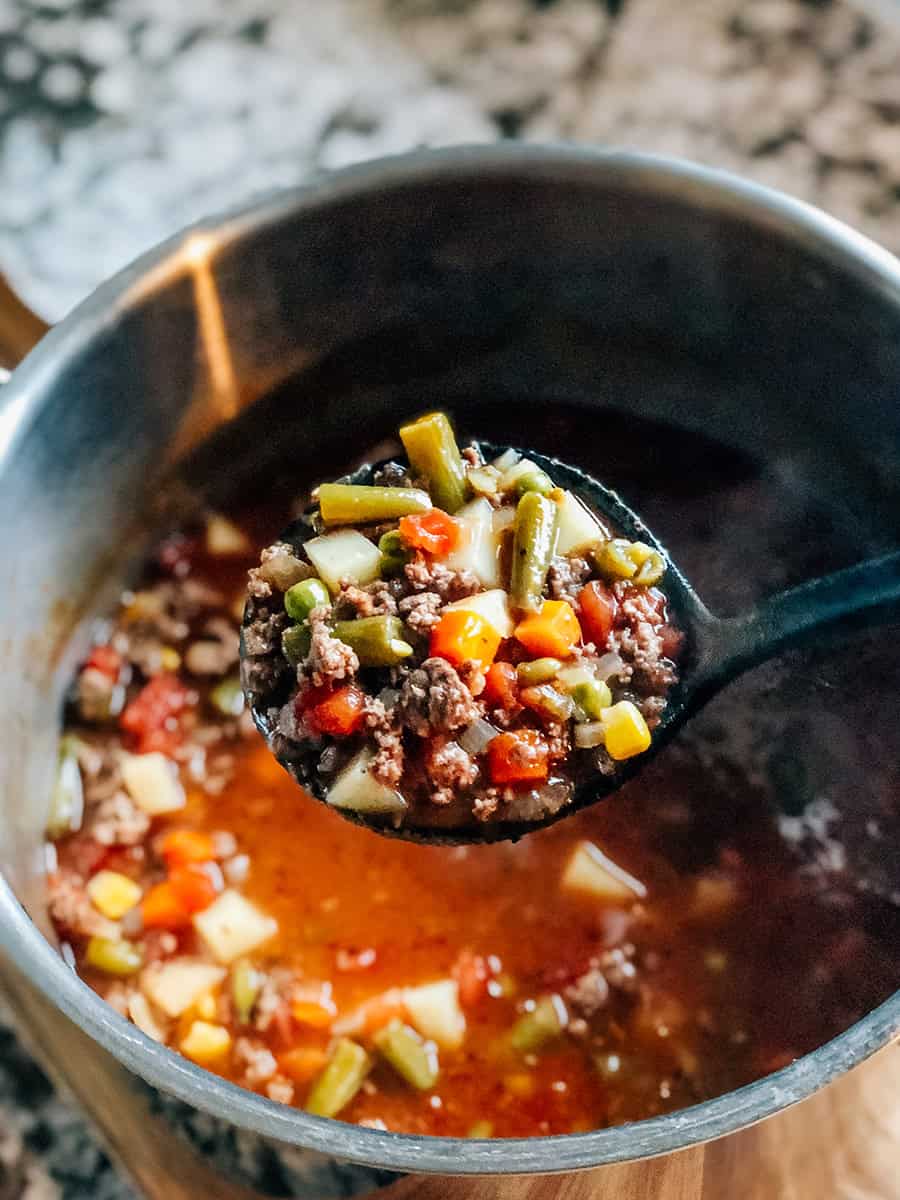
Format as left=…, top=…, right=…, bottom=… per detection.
left=2, top=0, right=899, bottom=1196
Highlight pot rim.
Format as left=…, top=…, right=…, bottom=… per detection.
left=1, top=143, right=899, bottom=1174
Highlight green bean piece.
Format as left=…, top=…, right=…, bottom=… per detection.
left=520, top=684, right=574, bottom=724
left=594, top=539, right=666, bottom=587
left=332, top=616, right=414, bottom=667
left=516, top=658, right=563, bottom=686
left=571, top=679, right=613, bottom=722
left=515, top=470, right=554, bottom=497
left=509, top=995, right=567, bottom=1054
left=306, top=1038, right=372, bottom=1118
left=282, top=623, right=311, bottom=666
left=467, top=1120, right=494, bottom=1139
left=284, top=577, right=331, bottom=622
left=231, top=961, right=261, bottom=1024
left=374, top=1019, right=440, bottom=1090
left=318, top=483, right=433, bottom=525
left=46, top=735, right=85, bottom=840
left=378, top=529, right=412, bottom=578
left=510, top=492, right=559, bottom=613
left=85, top=936, right=143, bottom=977
left=399, top=412, right=469, bottom=514
left=210, top=675, right=244, bottom=718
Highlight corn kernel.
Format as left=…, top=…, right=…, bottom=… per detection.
left=160, top=647, right=181, bottom=672
left=600, top=701, right=652, bottom=760
left=86, top=870, right=142, bottom=920
left=180, top=1020, right=232, bottom=1063
left=194, top=991, right=217, bottom=1021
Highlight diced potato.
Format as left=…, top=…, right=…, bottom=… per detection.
left=499, top=458, right=539, bottom=492
left=128, top=992, right=168, bottom=1042
left=444, top=588, right=514, bottom=639
left=180, top=1020, right=232, bottom=1063
left=193, top=890, right=278, bottom=964
left=86, top=870, right=142, bottom=920
left=326, top=749, right=408, bottom=815
left=141, top=961, right=226, bottom=1018
left=120, top=752, right=186, bottom=816
left=562, top=841, right=647, bottom=903
left=491, top=449, right=520, bottom=473
left=305, top=529, right=382, bottom=594
left=403, top=980, right=466, bottom=1051
left=444, top=498, right=500, bottom=587
left=206, top=514, right=251, bottom=556
left=600, top=701, right=652, bottom=760
left=554, top=490, right=607, bottom=555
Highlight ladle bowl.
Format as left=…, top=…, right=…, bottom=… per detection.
left=243, top=443, right=900, bottom=844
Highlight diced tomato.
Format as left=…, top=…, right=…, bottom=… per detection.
left=141, top=880, right=191, bottom=929
left=487, top=729, right=550, bottom=786
left=482, top=662, right=519, bottom=712
left=306, top=685, right=367, bottom=737
left=430, top=609, right=501, bottom=671
left=577, top=581, right=618, bottom=647
left=120, top=673, right=188, bottom=753
left=168, top=863, right=221, bottom=914
left=84, top=645, right=122, bottom=681
left=453, top=949, right=491, bottom=1008
left=160, top=829, right=217, bottom=868
left=399, top=509, right=460, bottom=557
left=291, top=998, right=337, bottom=1029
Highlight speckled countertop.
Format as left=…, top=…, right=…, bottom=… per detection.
left=2, top=0, right=899, bottom=1196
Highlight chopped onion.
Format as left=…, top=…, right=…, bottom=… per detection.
left=574, top=721, right=606, bottom=749
left=377, top=687, right=400, bottom=711
left=534, top=780, right=572, bottom=814
left=491, top=448, right=520, bottom=473
left=459, top=719, right=500, bottom=756
left=595, top=651, right=626, bottom=682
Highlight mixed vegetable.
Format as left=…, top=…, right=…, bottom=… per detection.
left=242, top=413, right=682, bottom=828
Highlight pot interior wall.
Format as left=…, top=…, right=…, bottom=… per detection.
left=1, top=160, right=898, bottom=965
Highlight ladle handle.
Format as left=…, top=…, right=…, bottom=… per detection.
left=699, top=550, right=900, bottom=686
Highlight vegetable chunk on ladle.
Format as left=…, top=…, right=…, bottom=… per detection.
left=240, top=413, right=900, bottom=844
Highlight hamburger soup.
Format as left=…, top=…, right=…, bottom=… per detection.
left=45, top=408, right=900, bottom=1137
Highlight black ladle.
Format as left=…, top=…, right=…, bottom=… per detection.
left=242, top=445, right=900, bottom=845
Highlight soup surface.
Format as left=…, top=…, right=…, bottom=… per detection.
left=45, top=409, right=900, bottom=1137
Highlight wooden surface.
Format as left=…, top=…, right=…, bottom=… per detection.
left=2, top=953, right=897, bottom=1200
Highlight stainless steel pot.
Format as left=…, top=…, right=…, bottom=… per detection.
left=0, top=145, right=898, bottom=1176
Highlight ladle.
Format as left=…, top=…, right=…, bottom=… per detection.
left=242, top=445, right=900, bottom=844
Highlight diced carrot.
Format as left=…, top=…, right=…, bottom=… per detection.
left=487, top=729, right=550, bottom=786
left=399, top=509, right=460, bottom=557
left=577, top=581, right=618, bottom=648
left=168, top=863, right=220, bottom=914
left=141, top=880, right=191, bottom=929
left=278, top=1046, right=330, bottom=1084
left=161, top=829, right=217, bottom=868
left=306, top=685, right=367, bottom=737
left=513, top=600, right=582, bottom=659
left=291, top=1001, right=337, bottom=1029
left=430, top=609, right=501, bottom=670
left=482, top=662, right=520, bottom=712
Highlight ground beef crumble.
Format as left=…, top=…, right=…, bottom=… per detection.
left=424, top=737, right=479, bottom=806
left=397, top=658, right=480, bottom=737
left=403, top=557, right=480, bottom=601
left=397, top=590, right=444, bottom=633
left=547, top=555, right=591, bottom=608
left=305, top=605, right=359, bottom=687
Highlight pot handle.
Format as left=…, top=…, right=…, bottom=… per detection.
left=0, top=273, right=50, bottom=377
